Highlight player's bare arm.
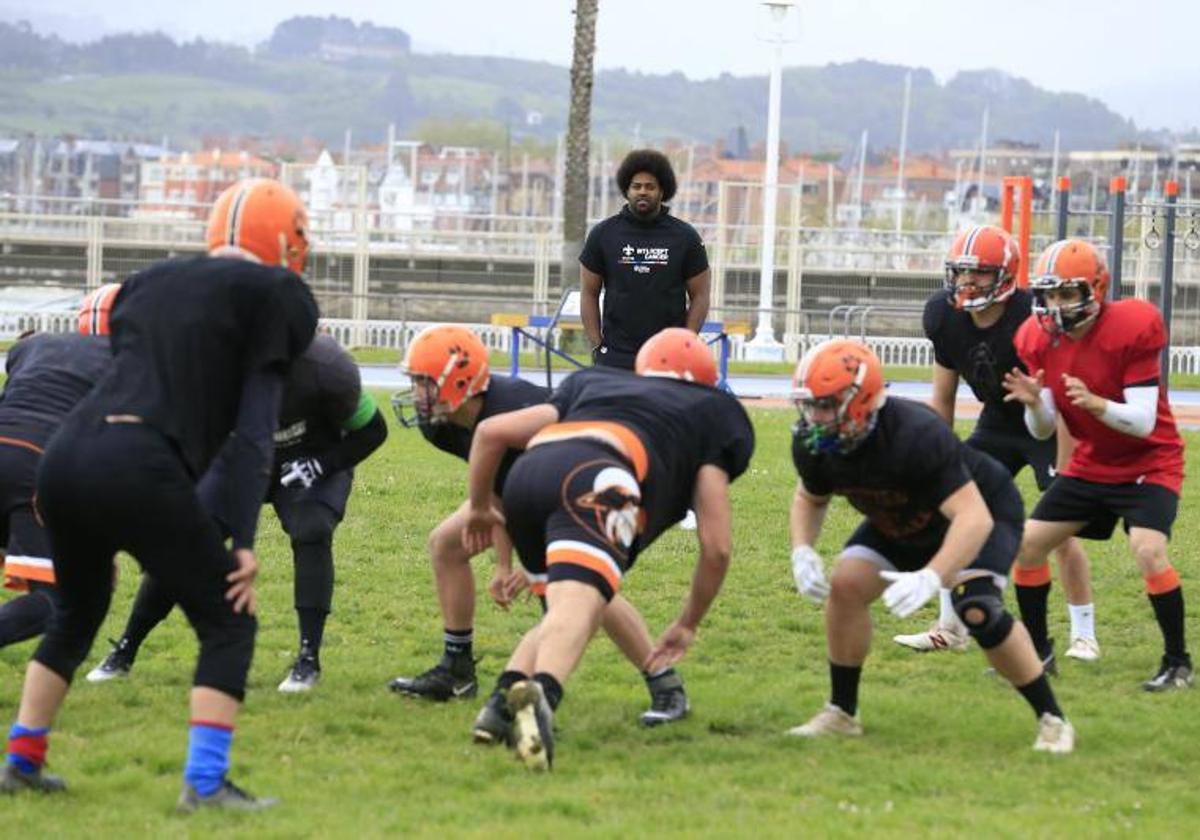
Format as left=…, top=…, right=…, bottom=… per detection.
left=927, top=481, right=994, bottom=581
left=684, top=268, right=711, bottom=333
left=580, top=266, right=604, bottom=348
left=929, top=362, right=959, bottom=426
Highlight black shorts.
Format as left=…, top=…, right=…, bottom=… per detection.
left=968, top=428, right=1057, bottom=491
left=270, top=467, right=353, bottom=523
left=502, top=439, right=643, bottom=602
left=843, top=517, right=1020, bottom=577
left=1030, top=475, right=1179, bottom=540
left=0, top=442, right=55, bottom=590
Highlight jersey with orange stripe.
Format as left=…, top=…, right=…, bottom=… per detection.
left=543, top=367, right=754, bottom=544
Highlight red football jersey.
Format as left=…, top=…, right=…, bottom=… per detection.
left=1014, top=299, right=1184, bottom=493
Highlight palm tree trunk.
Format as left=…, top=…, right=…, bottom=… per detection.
left=560, top=0, right=598, bottom=295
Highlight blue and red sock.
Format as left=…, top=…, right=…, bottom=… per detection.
left=7, top=723, right=50, bottom=774
left=184, top=720, right=233, bottom=797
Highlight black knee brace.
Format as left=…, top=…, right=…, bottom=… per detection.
left=951, top=576, right=1014, bottom=650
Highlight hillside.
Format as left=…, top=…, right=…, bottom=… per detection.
left=0, top=16, right=1151, bottom=154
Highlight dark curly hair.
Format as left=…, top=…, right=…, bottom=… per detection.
left=616, top=149, right=677, bottom=203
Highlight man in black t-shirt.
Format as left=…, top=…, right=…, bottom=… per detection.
left=0, top=321, right=112, bottom=649
left=462, top=328, right=754, bottom=770
left=86, top=334, right=388, bottom=694
left=580, top=149, right=710, bottom=370
left=895, top=225, right=1096, bottom=664
left=1, top=178, right=318, bottom=807
left=387, top=325, right=694, bottom=736
left=785, top=339, right=1073, bottom=753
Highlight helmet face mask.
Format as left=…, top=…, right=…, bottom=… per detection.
left=945, top=265, right=1010, bottom=311
left=1030, top=239, right=1110, bottom=336
left=390, top=376, right=446, bottom=428
left=943, top=225, right=1019, bottom=311
left=398, top=325, right=491, bottom=428
left=1031, top=278, right=1098, bottom=335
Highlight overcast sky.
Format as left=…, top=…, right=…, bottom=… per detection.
left=3, top=0, right=1197, bottom=131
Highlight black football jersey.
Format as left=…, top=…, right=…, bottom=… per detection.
left=420, top=375, right=550, bottom=494
left=547, top=366, right=755, bottom=543
left=274, top=334, right=362, bottom=461
left=0, top=333, right=112, bottom=448
left=922, top=288, right=1034, bottom=434
left=78, top=256, right=318, bottom=478
left=792, top=397, right=1018, bottom=551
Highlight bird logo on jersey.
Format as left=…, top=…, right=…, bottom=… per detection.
left=1030, top=239, right=1110, bottom=336
left=944, top=225, right=1019, bottom=311
left=570, top=464, right=644, bottom=554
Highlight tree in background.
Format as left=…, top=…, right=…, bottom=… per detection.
left=560, top=0, right=598, bottom=292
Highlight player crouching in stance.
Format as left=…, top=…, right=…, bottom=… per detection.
left=786, top=339, right=1073, bottom=753
left=1006, top=240, right=1192, bottom=691
left=0, top=178, right=319, bottom=807
left=462, top=328, right=754, bottom=769
left=388, top=325, right=692, bottom=728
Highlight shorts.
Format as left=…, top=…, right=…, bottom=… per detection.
left=1029, top=474, right=1178, bottom=540
left=270, top=467, right=353, bottom=522
left=502, top=439, right=643, bottom=602
left=968, top=428, right=1057, bottom=491
left=0, top=441, right=55, bottom=591
left=842, top=517, right=1020, bottom=583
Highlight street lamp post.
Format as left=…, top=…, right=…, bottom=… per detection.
left=745, top=0, right=796, bottom=362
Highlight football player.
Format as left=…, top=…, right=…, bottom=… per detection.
left=0, top=288, right=115, bottom=649
left=0, top=178, right=318, bottom=809
left=896, top=225, right=1097, bottom=663
left=1007, top=239, right=1191, bottom=691
left=86, top=332, right=387, bottom=693
left=787, top=339, right=1073, bottom=752
left=388, top=325, right=693, bottom=729
left=461, top=327, right=755, bottom=770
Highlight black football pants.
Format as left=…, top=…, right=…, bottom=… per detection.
left=34, top=418, right=256, bottom=700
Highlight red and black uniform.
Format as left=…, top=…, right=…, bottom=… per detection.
left=792, top=397, right=1024, bottom=575
left=0, top=334, right=111, bottom=647
left=501, top=367, right=753, bottom=601
left=33, top=257, right=317, bottom=696
left=923, top=288, right=1058, bottom=489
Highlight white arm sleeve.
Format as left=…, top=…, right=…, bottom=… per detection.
left=1098, top=385, right=1158, bottom=439
left=1023, top=387, right=1057, bottom=440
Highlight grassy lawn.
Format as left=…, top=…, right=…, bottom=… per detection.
left=3, top=399, right=1198, bottom=835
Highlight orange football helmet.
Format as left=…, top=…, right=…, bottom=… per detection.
left=206, top=178, right=310, bottom=275
left=1030, top=239, right=1110, bottom=335
left=635, top=327, right=718, bottom=387
left=944, top=224, right=1020, bottom=311
left=77, top=283, right=122, bottom=336
left=394, top=324, right=491, bottom=426
left=792, top=338, right=886, bottom=453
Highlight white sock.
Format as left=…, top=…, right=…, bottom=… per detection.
left=938, top=587, right=957, bottom=627
left=1068, top=603, right=1096, bottom=641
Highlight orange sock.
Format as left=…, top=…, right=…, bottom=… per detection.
left=1144, top=566, right=1181, bottom=595
left=1013, top=563, right=1052, bottom=587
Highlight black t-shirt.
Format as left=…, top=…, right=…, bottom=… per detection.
left=922, top=288, right=1034, bottom=434
left=80, top=256, right=318, bottom=478
left=547, top=366, right=754, bottom=544
left=421, top=375, right=549, bottom=494
left=792, top=397, right=1016, bottom=551
left=579, top=205, right=708, bottom=355
left=274, top=334, right=362, bottom=463
left=0, top=333, right=112, bottom=448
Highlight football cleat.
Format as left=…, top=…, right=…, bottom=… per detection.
left=892, top=621, right=970, bottom=653
left=1063, top=637, right=1101, bottom=662
left=785, top=703, right=863, bottom=738
left=177, top=778, right=278, bottom=813
left=640, top=672, right=690, bottom=727
left=1142, top=656, right=1194, bottom=692
left=278, top=649, right=321, bottom=693
left=0, top=763, right=66, bottom=794
left=677, top=510, right=698, bottom=531
left=472, top=690, right=514, bottom=746
left=85, top=638, right=135, bottom=683
left=1033, top=713, right=1075, bottom=754
left=506, top=680, right=555, bottom=771
left=388, top=657, right=477, bottom=701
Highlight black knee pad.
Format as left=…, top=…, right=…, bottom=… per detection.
left=284, top=503, right=338, bottom=546
left=951, top=576, right=1014, bottom=650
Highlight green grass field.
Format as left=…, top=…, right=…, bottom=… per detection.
left=2, top=400, right=1199, bottom=836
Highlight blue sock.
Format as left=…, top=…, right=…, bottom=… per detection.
left=7, top=723, right=50, bottom=774
left=183, top=721, right=233, bottom=797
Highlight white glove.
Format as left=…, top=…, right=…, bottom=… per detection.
left=280, top=457, right=324, bottom=489
left=791, top=545, right=830, bottom=603
left=879, top=568, right=942, bottom=618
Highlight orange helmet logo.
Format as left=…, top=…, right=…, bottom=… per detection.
left=77, top=283, right=122, bottom=336
left=395, top=325, right=491, bottom=426
left=206, top=178, right=310, bottom=275
left=634, top=327, right=717, bottom=387
left=944, top=225, right=1019, bottom=311
left=792, top=338, right=885, bottom=453
left=1030, top=239, right=1110, bottom=335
